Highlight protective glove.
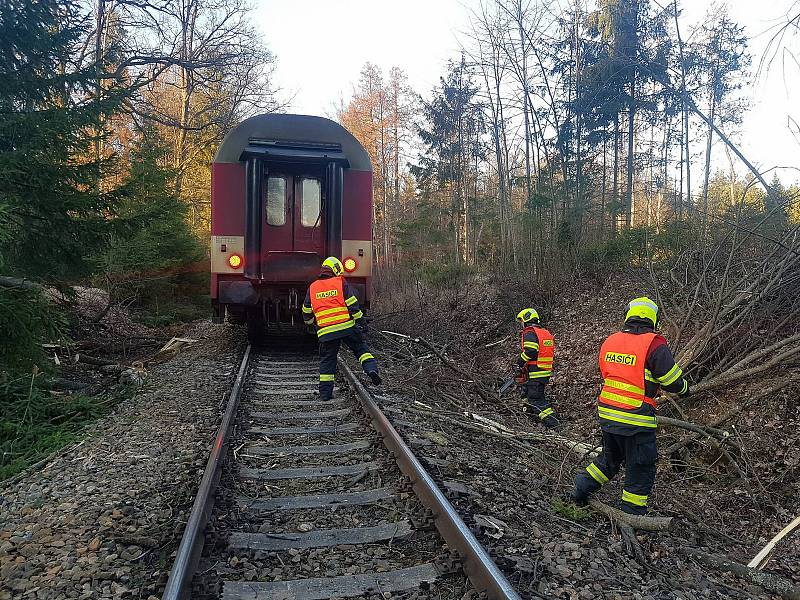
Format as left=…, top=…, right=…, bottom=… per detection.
left=514, top=370, right=527, bottom=385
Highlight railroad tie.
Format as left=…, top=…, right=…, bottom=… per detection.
left=255, top=361, right=317, bottom=366
left=248, top=408, right=351, bottom=421
left=251, top=380, right=321, bottom=388
left=245, top=397, right=346, bottom=408
left=221, top=563, right=441, bottom=600
left=242, top=440, right=371, bottom=456
left=252, top=371, right=317, bottom=377
left=238, top=462, right=378, bottom=481
left=228, top=520, right=414, bottom=551
left=236, top=487, right=394, bottom=511
left=252, top=388, right=326, bottom=396
left=248, top=423, right=358, bottom=436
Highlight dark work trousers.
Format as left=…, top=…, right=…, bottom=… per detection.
left=574, top=429, right=657, bottom=515
left=522, top=380, right=559, bottom=428
left=318, top=328, right=378, bottom=400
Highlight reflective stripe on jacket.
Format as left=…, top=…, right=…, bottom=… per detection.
left=598, top=332, right=658, bottom=429
left=522, top=325, right=554, bottom=380
left=309, top=276, right=354, bottom=338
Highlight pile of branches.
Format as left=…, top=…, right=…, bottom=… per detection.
left=659, top=216, right=800, bottom=397
left=644, top=215, right=800, bottom=551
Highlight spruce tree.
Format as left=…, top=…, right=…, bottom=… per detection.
left=0, top=0, right=122, bottom=280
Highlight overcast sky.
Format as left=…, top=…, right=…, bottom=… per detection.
left=254, top=0, right=799, bottom=183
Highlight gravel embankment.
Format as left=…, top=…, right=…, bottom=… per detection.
left=0, top=322, right=244, bottom=600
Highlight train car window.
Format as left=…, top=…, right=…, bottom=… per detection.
left=265, top=176, right=286, bottom=226
left=301, top=178, right=321, bottom=227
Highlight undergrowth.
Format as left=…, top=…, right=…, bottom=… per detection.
left=0, top=285, right=133, bottom=480
left=0, top=373, right=133, bottom=480
left=551, top=497, right=591, bottom=521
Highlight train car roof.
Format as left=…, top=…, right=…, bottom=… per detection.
left=214, top=113, right=372, bottom=172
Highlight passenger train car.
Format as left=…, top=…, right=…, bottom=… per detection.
left=210, top=114, right=373, bottom=341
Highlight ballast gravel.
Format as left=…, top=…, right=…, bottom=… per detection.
left=0, top=321, right=243, bottom=600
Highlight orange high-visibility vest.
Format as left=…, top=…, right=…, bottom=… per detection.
left=597, top=332, right=658, bottom=429
left=309, top=276, right=354, bottom=338
left=522, top=326, right=554, bottom=379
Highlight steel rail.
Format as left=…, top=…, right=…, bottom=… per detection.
left=162, top=344, right=252, bottom=600
left=339, top=360, right=522, bottom=600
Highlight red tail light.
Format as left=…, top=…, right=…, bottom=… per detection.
left=228, top=253, right=243, bottom=269
left=343, top=257, right=357, bottom=272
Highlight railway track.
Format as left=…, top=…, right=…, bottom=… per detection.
left=162, top=339, right=520, bottom=600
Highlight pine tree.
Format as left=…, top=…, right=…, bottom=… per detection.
left=414, top=58, right=485, bottom=265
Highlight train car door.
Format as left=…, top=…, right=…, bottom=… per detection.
left=262, top=173, right=325, bottom=261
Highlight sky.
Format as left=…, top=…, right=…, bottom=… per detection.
left=253, top=0, right=799, bottom=183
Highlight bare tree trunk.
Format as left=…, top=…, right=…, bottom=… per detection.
left=673, top=0, right=691, bottom=214
left=601, top=130, right=608, bottom=238
left=392, top=82, right=400, bottom=266
left=626, top=79, right=636, bottom=228
left=724, top=143, right=737, bottom=208
left=574, top=1, right=583, bottom=235
left=379, top=90, right=390, bottom=267
left=613, top=113, right=620, bottom=231
left=517, top=10, right=532, bottom=211
left=174, top=0, right=198, bottom=199
left=702, top=92, right=718, bottom=229
left=94, top=0, right=106, bottom=163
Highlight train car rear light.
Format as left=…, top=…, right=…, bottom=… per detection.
left=228, top=254, right=243, bottom=269
left=343, top=257, right=357, bottom=272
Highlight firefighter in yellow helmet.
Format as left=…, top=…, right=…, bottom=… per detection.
left=572, top=297, right=689, bottom=515
left=515, top=308, right=560, bottom=429
left=302, top=257, right=380, bottom=400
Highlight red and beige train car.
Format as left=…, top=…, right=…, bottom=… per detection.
left=210, top=114, right=373, bottom=341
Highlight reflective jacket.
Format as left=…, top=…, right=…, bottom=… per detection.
left=302, top=274, right=364, bottom=342
left=597, top=323, right=688, bottom=435
left=517, top=325, right=554, bottom=381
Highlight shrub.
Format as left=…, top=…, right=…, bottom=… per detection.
left=0, top=373, right=116, bottom=480
left=417, top=263, right=474, bottom=289
left=0, top=286, right=65, bottom=374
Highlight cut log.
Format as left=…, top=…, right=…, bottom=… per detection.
left=588, top=500, right=673, bottom=531
left=682, top=548, right=800, bottom=600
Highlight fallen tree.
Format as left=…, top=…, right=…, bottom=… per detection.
left=682, top=548, right=800, bottom=600
left=588, top=499, right=673, bottom=532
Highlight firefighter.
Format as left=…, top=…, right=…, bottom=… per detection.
left=302, top=257, right=381, bottom=400
left=572, top=296, right=689, bottom=515
left=515, top=308, right=560, bottom=429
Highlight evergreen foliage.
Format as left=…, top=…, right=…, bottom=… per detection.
left=0, top=0, right=124, bottom=280
left=91, top=129, right=207, bottom=322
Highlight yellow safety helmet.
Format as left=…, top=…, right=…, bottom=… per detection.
left=625, top=296, right=659, bottom=327
left=321, top=256, right=344, bottom=276
left=516, top=308, right=540, bottom=324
